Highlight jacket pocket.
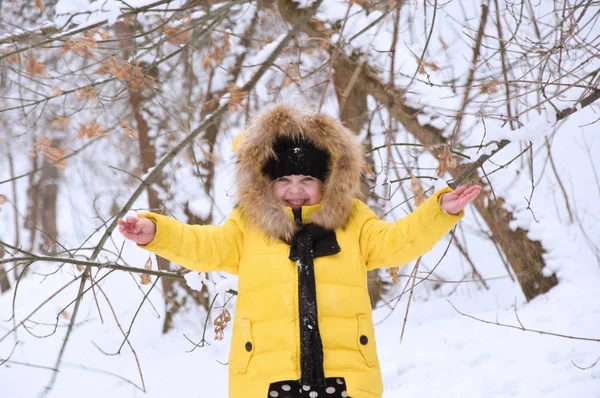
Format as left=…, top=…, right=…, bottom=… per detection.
left=357, top=314, right=377, bottom=367
left=229, top=318, right=254, bottom=373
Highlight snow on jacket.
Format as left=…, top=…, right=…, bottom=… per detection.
left=138, top=104, right=464, bottom=398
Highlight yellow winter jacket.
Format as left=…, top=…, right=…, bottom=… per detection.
left=139, top=188, right=462, bottom=398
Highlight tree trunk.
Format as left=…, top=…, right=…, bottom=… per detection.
left=39, top=154, right=59, bottom=255
left=24, top=142, right=60, bottom=257
left=0, top=266, right=10, bottom=293
left=332, top=54, right=388, bottom=307
left=115, top=22, right=211, bottom=333
left=0, top=244, right=9, bottom=293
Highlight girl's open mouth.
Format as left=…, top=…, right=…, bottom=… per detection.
left=285, top=199, right=307, bottom=208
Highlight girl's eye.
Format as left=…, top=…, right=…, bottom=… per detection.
left=302, top=177, right=314, bottom=182
left=277, top=177, right=289, bottom=182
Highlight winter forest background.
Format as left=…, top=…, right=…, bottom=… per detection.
left=1, top=0, right=599, bottom=397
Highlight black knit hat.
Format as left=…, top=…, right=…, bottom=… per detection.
left=262, top=137, right=330, bottom=181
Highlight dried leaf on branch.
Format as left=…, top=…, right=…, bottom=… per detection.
left=227, top=84, right=246, bottom=113
left=25, top=52, right=47, bottom=76
left=284, top=65, right=300, bottom=87
left=439, top=36, right=449, bottom=51
left=140, top=257, right=152, bottom=285
left=480, top=79, right=499, bottom=94
left=51, top=117, right=69, bottom=128
left=436, top=145, right=457, bottom=177
left=95, top=58, right=156, bottom=92
left=417, top=58, right=440, bottom=74
left=34, top=137, right=67, bottom=169
left=201, top=35, right=231, bottom=67
left=77, top=121, right=106, bottom=139
left=387, top=267, right=399, bottom=284
left=62, top=33, right=98, bottom=58
left=50, top=87, right=63, bottom=96
left=214, top=309, right=231, bottom=340
left=410, top=174, right=425, bottom=206
left=120, top=120, right=137, bottom=139
left=162, top=25, right=190, bottom=45
left=223, top=33, right=231, bottom=53
left=1, top=49, right=21, bottom=64
left=0, top=194, right=8, bottom=205
left=75, top=87, right=98, bottom=102
left=35, top=0, right=45, bottom=11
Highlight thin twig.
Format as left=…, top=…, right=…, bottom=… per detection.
left=400, top=257, right=421, bottom=344
left=448, top=300, right=600, bottom=342
left=544, top=136, right=574, bottom=223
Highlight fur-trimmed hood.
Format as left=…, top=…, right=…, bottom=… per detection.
left=233, top=104, right=368, bottom=242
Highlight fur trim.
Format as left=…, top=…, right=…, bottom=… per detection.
left=235, top=104, right=368, bottom=241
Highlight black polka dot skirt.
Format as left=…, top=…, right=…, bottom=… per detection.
left=267, top=377, right=351, bottom=397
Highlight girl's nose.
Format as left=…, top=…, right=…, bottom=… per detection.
left=288, top=183, right=302, bottom=194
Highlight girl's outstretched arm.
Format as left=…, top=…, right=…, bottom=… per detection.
left=358, top=186, right=480, bottom=270
left=120, top=211, right=244, bottom=275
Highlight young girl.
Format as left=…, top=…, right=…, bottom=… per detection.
left=119, top=104, right=481, bottom=398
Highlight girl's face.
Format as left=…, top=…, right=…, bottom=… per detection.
left=273, top=175, right=323, bottom=209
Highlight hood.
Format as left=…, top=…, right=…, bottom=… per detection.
left=233, top=104, right=368, bottom=242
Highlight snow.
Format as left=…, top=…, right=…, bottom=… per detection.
left=486, top=111, right=558, bottom=144
left=183, top=272, right=205, bottom=291
left=292, top=0, right=317, bottom=9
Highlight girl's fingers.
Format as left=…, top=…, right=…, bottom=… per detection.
left=454, top=185, right=467, bottom=195
left=462, top=191, right=480, bottom=204
left=132, top=223, right=142, bottom=234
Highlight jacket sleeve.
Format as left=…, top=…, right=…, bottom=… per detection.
left=136, top=210, right=244, bottom=275
left=358, top=187, right=463, bottom=271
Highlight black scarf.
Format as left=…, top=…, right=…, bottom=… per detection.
left=289, top=208, right=341, bottom=387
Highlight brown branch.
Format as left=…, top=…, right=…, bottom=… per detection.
left=494, top=0, right=516, bottom=130
left=407, top=0, right=438, bottom=88
left=544, top=136, right=574, bottom=223
left=451, top=233, right=489, bottom=289
left=451, top=2, right=490, bottom=141
left=0, top=255, right=186, bottom=280
left=449, top=300, right=600, bottom=342
left=92, top=284, right=146, bottom=392
left=572, top=355, right=600, bottom=370
left=400, top=257, right=421, bottom=344
left=556, top=89, right=600, bottom=120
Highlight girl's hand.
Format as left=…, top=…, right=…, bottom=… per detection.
left=118, top=217, right=156, bottom=245
left=440, top=185, right=482, bottom=215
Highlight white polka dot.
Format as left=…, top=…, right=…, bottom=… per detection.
left=326, top=387, right=336, bottom=394
left=309, top=392, right=318, bottom=398
left=302, top=385, right=311, bottom=391
left=336, top=378, right=344, bottom=385
left=269, top=391, right=279, bottom=397
left=281, top=384, right=291, bottom=391
left=341, top=391, right=348, bottom=398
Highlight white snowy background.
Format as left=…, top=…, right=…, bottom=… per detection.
left=1, top=0, right=599, bottom=397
